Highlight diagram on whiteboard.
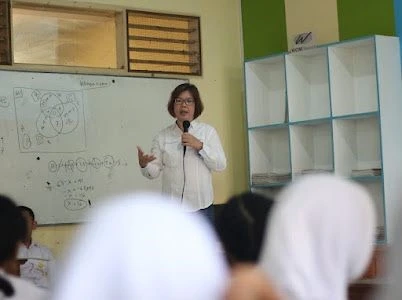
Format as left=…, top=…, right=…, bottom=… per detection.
left=14, top=88, right=86, bottom=153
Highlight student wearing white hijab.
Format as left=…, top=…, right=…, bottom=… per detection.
left=52, top=193, right=228, bottom=300
left=259, top=174, right=376, bottom=300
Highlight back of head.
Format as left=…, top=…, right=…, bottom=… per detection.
left=259, top=174, right=376, bottom=300
left=0, top=194, right=27, bottom=297
left=53, top=192, right=228, bottom=300
left=215, top=192, right=274, bottom=265
left=0, top=195, right=26, bottom=264
left=17, top=206, right=35, bottom=220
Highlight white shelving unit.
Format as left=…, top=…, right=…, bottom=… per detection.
left=244, top=35, right=402, bottom=243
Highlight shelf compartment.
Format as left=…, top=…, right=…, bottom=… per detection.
left=248, top=127, right=291, bottom=185
left=286, top=47, right=331, bottom=122
left=329, top=37, right=378, bottom=116
left=245, top=55, right=287, bottom=127
left=333, top=116, right=381, bottom=177
left=289, top=121, right=333, bottom=177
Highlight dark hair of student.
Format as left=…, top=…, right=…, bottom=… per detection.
left=18, top=205, right=35, bottom=220
left=215, top=192, right=274, bottom=266
left=167, top=83, right=204, bottom=119
left=0, top=195, right=27, bottom=297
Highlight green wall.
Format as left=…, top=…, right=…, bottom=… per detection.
left=241, top=0, right=288, bottom=59
left=338, top=0, right=396, bottom=40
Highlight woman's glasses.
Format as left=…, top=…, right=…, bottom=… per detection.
left=174, top=98, right=195, bottom=105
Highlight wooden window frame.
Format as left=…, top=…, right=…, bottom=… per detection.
left=0, top=0, right=11, bottom=64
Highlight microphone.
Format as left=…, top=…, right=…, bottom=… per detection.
left=183, top=120, right=190, bottom=155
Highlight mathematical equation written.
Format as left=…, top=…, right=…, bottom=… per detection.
left=45, top=178, right=94, bottom=211
left=48, top=154, right=127, bottom=173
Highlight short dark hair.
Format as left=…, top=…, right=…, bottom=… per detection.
left=215, top=192, right=275, bottom=265
left=0, top=195, right=27, bottom=263
left=167, top=83, right=204, bottom=119
left=18, top=205, right=35, bottom=220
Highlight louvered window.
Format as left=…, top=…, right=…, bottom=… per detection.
left=127, top=10, right=201, bottom=75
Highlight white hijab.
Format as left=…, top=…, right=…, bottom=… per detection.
left=51, top=193, right=228, bottom=300
left=260, top=174, right=376, bottom=300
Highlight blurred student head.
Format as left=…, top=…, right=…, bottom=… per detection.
left=17, top=206, right=37, bottom=242
left=0, top=195, right=26, bottom=266
left=52, top=192, right=229, bottom=300
left=0, top=194, right=27, bottom=296
left=215, top=192, right=274, bottom=266
left=259, top=174, right=376, bottom=300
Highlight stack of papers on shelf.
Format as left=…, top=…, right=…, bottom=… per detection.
left=295, top=169, right=332, bottom=176
left=376, top=226, right=385, bottom=241
left=252, top=172, right=291, bottom=185
left=351, top=168, right=382, bottom=177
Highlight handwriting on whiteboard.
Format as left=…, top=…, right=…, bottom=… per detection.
left=79, top=80, right=110, bottom=89
left=45, top=177, right=94, bottom=211
left=48, top=154, right=127, bottom=174
left=0, top=96, right=10, bottom=108
left=14, top=88, right=86, bottom=153
left=0, top=137, right=4, bottom=154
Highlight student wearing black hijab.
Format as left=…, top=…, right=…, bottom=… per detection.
left=0, top=194, right=46, bottom=299
left=215, top=191, right=275, bottom=266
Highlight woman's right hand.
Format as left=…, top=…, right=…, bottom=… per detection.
left=137, top=146, right=156, bottom=168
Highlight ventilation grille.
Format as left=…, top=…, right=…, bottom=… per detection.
left=127, top=10, right=201, bottom=75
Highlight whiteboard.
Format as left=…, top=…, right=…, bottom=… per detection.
left=0, top=70, right=186, bottom=224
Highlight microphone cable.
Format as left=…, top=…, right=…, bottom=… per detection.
left=181, top=121, right=190, bottom=203
left=181, top=150, right=186, bottom=203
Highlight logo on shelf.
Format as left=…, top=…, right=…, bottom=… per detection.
left=290, top=32, right=315, bottom=53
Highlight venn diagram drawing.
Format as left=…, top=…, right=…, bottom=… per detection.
left=36, top=92, right=79, bottom=139
left=14, top=88, right=86, bottom=153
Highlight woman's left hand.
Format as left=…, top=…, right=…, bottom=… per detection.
left=225, top=264, right=282, bottom=300
left=182, top=133, right=203, bottom=151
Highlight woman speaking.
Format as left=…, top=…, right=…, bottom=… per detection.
left=137, top=83, right=226, bottom=223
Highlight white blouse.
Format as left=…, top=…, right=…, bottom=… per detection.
left=0, top=269, right=47, bottom=300
left=17, top=242, right=55, bottom=289
left=141, top=121, right=226, bottom=211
